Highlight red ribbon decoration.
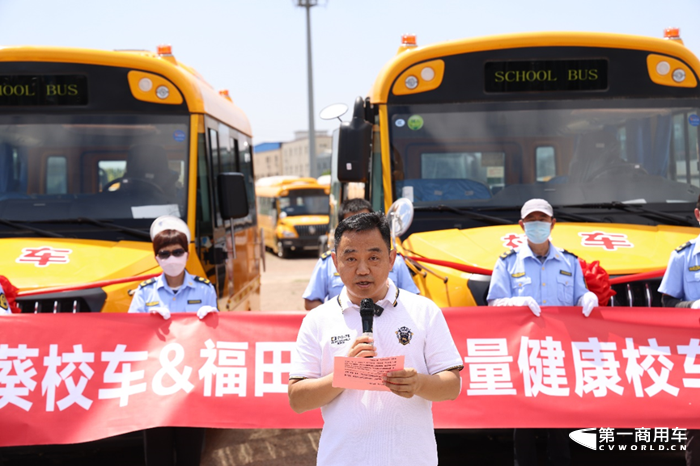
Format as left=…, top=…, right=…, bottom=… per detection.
left=16, top=273, right=161, bottom=298
left=0, top=275, right=21, bottom=314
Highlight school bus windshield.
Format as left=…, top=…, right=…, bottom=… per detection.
left=389, top=99, right=700, bottom=221
left=0, top=114, right=189, bottom=235
left=279, top=189, right=329, bottom=217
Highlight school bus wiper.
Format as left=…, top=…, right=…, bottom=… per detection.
left=0, top=218, right=65, bottom=238
left=40, top=217, right=152, bottom=240
left=487, top=205, right=602, bottom=223
left=413, top=204, right=513, bottom=225
left=566, top=202, right=695, bottom=227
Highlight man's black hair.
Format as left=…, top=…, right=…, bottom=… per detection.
left=696, top=194, right=700, bottom=211
left=338, top=198, right=373, bottom=223
left=334, top=212, right=391, bottom=252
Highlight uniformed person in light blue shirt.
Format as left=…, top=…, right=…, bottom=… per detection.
left=658, top=194, right=700, bottom=466
left=128, top=215, right=215, bottom=466
left=659, top=195, right=700, bottom=309
left=128, top=215, right=218, bottom=320
left=486, top=198, right=598, bottom=466
left=303, top=198, right=420, bottom=310
left=487, top=198, right=597, bottom=316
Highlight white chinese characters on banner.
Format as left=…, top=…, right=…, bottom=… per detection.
left=571, top=338, right=624, bottom=397
left=677, top=338, right=700, bottom=388
left=463, top=338, right=516, bottom=395
left=199, top=339, right=248, bottom=397
left=41, top=344, right=95, bottom=411
left=0, top=344, right=39, bottom=411
left=98, top=344, right=148, bottom=407
left=255, top=342, right=295, bottom=397
left=518, top=336, right=569, bottom=397
left=623, top=338, right=679, bottom=397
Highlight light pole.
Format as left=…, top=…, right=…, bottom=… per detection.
left=296, top=0, right=318, bottom=178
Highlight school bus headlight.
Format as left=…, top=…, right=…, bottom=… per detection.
left=138, top=78, right=153, bottom=92
left=420, top=67, right=435, bottom=81
left=673, top=69, right=686, bottom=83
left=156, top=85, right=170, bottom=99
left=281, top=229, right=297, bottom=238
left=656, top=61, right=670, bottom=76
left=405, top=75, right=419, bottom=89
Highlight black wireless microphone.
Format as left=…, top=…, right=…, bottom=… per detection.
left=360, top=298, right=375, bottom=358
left=360, top=298, right=374, bottom=336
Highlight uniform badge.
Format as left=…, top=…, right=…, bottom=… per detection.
left=395, top=326, right=413, bottom=346
left=689, top=266, right=700, bottom=272
left=0, top=293, right=8, bottom=311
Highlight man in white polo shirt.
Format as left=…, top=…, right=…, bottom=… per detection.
left=288, top=212, right=463, bottom=466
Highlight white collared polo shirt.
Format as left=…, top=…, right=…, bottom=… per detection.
left=291, top=279, right=463, bottom=466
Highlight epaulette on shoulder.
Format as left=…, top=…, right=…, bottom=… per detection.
left=139, top=278, right=156, bottom=289
left=499, top=249, right=516, bottom=260
left=561, top=249, right=578, bottom=259
left=676, top=241, right=693, bottom=253
left=194, top=276, right=213, bottom=287
left=320, top=251, right=332, bottom=260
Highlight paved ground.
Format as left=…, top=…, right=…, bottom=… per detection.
left=259, top=250, right=318, bottom=311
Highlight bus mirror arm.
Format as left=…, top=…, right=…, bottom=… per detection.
left=337, top=96, right=372, bottom=183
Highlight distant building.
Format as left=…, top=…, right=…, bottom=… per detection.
left=281, top=131, right=332, bottom=178
left=253, top=142, right=282, bottom=180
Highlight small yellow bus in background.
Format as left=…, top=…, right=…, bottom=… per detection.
left=331, top=29, right=700, bottom=308
left=0, top=44, right=261, bottom=313
left=256, top=176, right=329, bottom=258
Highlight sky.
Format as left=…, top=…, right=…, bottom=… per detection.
left=1, top=0, right=699, bottom=144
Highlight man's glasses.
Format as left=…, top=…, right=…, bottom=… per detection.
left=157, top=248, right=186, bottom=260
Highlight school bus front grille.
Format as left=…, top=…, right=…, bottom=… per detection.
left=294, top=224, right=328, bottom=238
left=16, top=288, right=107, bottom=313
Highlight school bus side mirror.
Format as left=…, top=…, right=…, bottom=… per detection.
left=218, top=172, right=249, bottom=219
left=337, top=96, right=372, bottom=183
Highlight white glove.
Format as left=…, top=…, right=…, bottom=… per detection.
left=692, top=300, right=700, bottom=309
left=196, top=305, right=218, bottom=320
left=0, top=308, right=11, bottom=315
left=490, top=296, right=541, bottom=317
left=577, top=292, right=599, bottom=317
left=149, top=307, right=171, bottom=320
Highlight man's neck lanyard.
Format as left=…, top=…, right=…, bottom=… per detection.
left=337, top=287, right=400, bottom=316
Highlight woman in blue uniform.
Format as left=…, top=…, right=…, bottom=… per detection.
left=129, top=215, right=217, bottom=466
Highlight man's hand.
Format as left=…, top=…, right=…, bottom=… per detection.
left=578, top=292, right=599, bottom=317
left=508, top=296, right=541, bottom=316
left=347, top=334, right=376, bottom=358
left=149, top=307, right=171, bottom=320
left=383, top=368, right=421, bottom=398
left=196, top=305, right=218, bottom=320
left=692, top=300, right=700, bottom=309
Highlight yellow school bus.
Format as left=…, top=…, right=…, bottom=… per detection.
left=256, top=176, right=330, bottom=258
left=331, top=30, right=700, bottom=307
left=0, top=45, right=261, bottom=313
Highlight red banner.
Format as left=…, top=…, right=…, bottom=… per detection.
left=2, top=307, right=700, bottom=447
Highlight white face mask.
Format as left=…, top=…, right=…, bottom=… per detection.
left=156, top=252, right=188, bottom=277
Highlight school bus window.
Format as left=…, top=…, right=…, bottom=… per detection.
left=208, top=128, right=222, bottom=226
left=98, top=160, right=126, bottom=192
left=46, top=156, right=67, bottom=194
left=535, top=146, right=556, bottom=182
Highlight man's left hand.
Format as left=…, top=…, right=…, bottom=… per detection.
left=383, top=368, right=422, bottom=398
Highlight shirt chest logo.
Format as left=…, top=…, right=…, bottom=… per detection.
left=396, top=326, right=413, bottom=346
left=330, top=334, right=351, bottom=346
left=188, top=300, right=202, bottom=304
left=145, top=301, right=160, bottom=307
left=689, top=266, right=700, bottom=272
